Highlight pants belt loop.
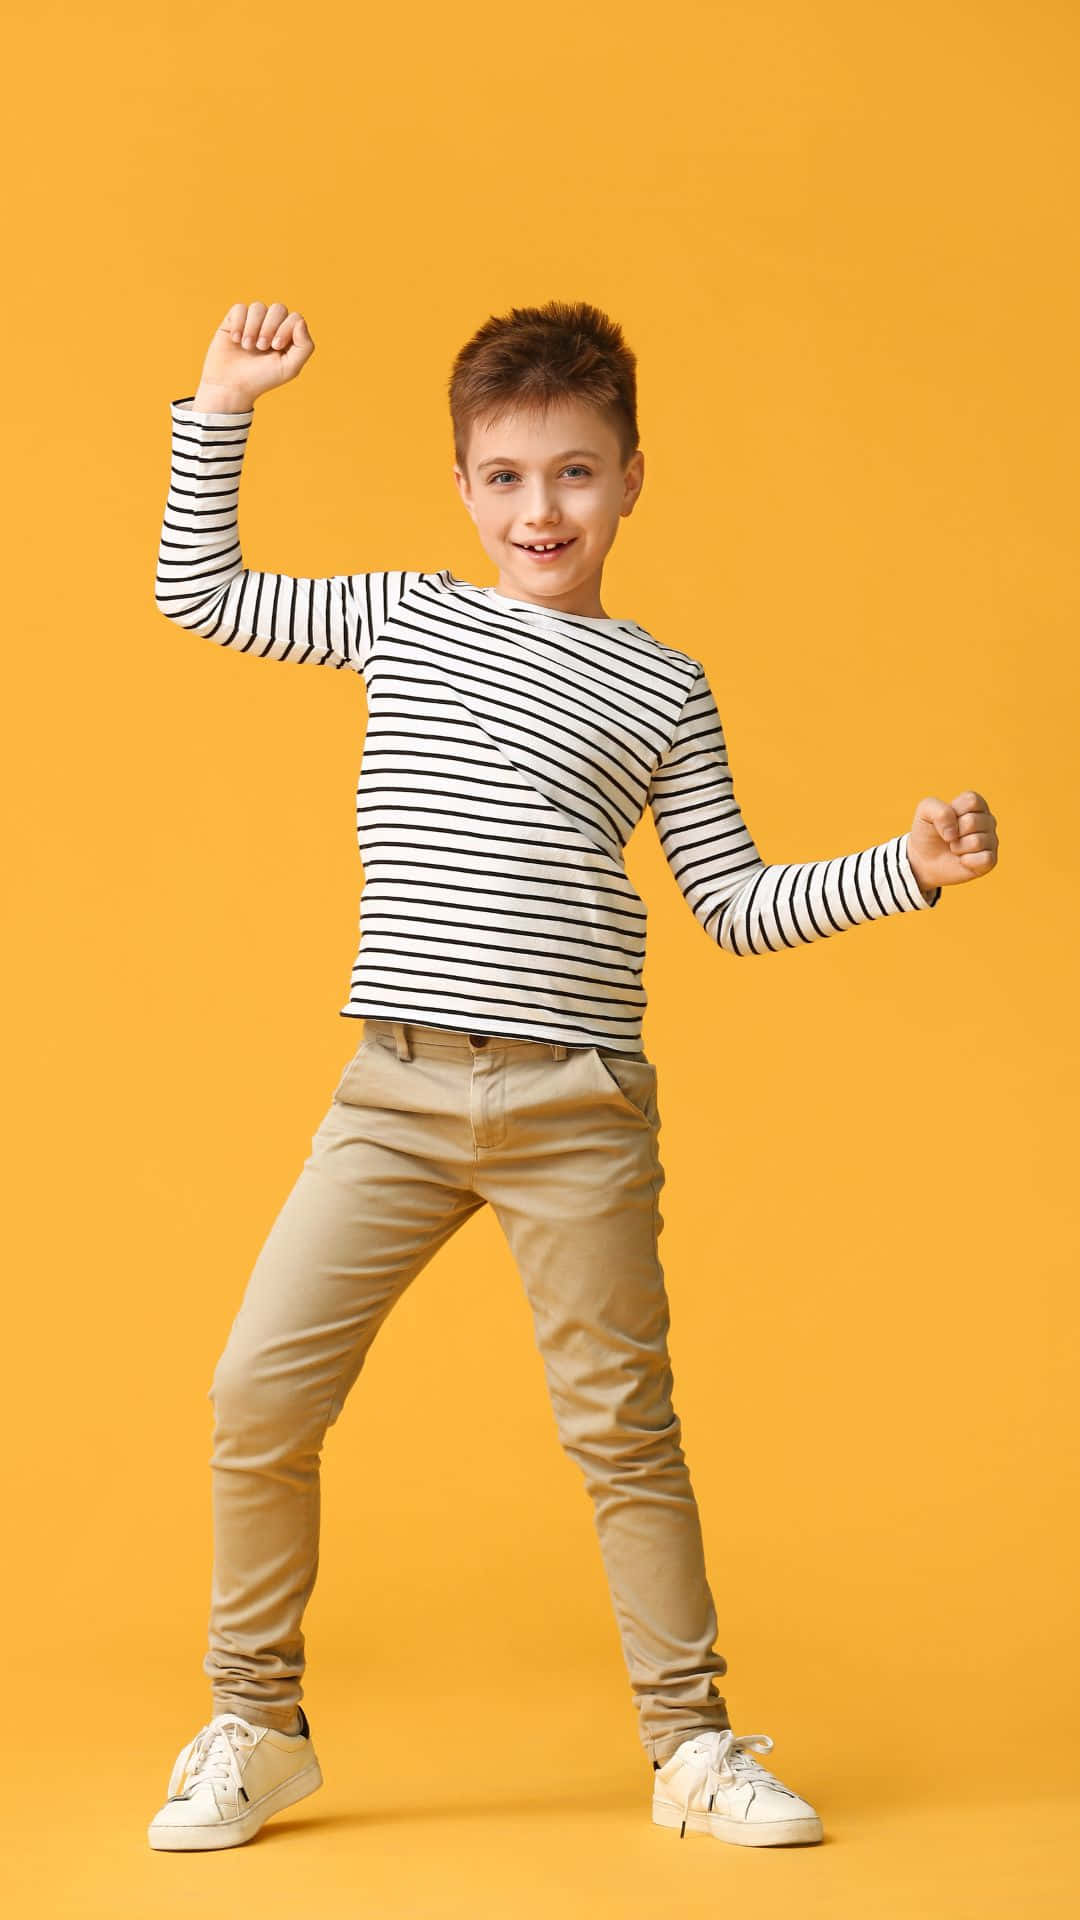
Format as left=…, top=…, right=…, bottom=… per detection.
left=394, top=1022, right=412, bottom=1061
left=551, top=1042, right=568, bottom=1061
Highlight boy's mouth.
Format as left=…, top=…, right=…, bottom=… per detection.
left=513, top=538, right=577, bottom=563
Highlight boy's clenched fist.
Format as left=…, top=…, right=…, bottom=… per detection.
left=907, top=791, right=999, bottom=897
left=195, top=300, right=315, bottom=409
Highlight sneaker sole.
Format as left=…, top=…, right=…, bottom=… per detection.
left=148, top=1757, right=324, bottom=1851
left=653, top=1791, right=823, bottom=1846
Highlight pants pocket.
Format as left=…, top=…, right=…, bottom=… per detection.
left=586, top=1047, right=659, bottom=1124
left=331, top=1036, right=378, bottom=1104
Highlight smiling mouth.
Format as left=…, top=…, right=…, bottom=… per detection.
left=514, top=538, right=577, bottom=557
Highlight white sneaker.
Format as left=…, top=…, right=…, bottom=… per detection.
left=652, top=1728, right=823, bottom=1847
left=148, top=1707, right=323, bottom=1851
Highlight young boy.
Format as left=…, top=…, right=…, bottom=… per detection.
left=147, top=297, right=997, bottom=1853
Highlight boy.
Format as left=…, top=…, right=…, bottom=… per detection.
left=147, top=297, right=998, bottom=1853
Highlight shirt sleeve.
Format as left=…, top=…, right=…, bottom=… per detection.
left=647, top=661, right=942, bottom=955
left=154, top=395, right=417, bottom=670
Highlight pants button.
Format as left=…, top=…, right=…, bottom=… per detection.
left=468, top=1034, right=489, bottom=1046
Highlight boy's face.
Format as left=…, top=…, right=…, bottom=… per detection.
left=453, top=398, right=644, bottom=617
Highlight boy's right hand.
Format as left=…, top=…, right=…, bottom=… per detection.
left=193, top=300, right=315, bottom=409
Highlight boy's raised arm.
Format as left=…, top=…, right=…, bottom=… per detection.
left=153, top=301, right=405, bottom=670
left=648, top=662, right=941, bottom=957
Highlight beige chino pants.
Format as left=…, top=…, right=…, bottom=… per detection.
left=204, top=1018, right=731, bottom=1766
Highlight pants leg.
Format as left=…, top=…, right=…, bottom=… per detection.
left=473, top=1039, right=732, bottom=1768
left=203, top=1031, right=484, bottom=1731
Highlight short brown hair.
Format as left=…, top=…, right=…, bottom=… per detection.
left=448, top=299, right=640, bottom=474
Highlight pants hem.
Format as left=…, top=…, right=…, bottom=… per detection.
left=649, top=1720, right=732, bottom=1766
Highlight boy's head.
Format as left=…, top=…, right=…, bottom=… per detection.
left=450, top=299, right=645, bottom=618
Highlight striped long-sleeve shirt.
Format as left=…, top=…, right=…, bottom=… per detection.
left=155, top=395, right=941, bottom=1053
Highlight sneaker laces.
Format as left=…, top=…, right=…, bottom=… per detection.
left=667, top=1729, right=776, bottom=1838
left=175, top=1714, right=259, bottom=1805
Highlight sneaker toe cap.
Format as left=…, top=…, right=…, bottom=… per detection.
left=149, top=1787, right=227, bottom=1833
left=745, top=1781, right=820, bottom=1823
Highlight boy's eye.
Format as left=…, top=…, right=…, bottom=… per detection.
left=488, top=466, right=591, bottom=485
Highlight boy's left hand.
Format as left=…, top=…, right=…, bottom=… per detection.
left=907, top=791, right=999, bottom=896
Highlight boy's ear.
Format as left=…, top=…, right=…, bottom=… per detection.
left=453, top=464, right=478, bottom=521
left=621, top=447, right=645, bottom=516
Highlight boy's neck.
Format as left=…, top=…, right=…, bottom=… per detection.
left=492, top=563, right=609, bottom=622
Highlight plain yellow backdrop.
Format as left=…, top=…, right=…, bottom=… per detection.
left=4, top=0, right=1078, bottom=1911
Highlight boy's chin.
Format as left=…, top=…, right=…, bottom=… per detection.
left=504, top=554, right=586, bottom=595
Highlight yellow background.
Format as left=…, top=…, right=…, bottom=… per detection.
left=4, top=0, right=1078, bottom=1911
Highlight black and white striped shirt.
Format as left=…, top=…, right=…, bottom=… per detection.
left=155, top=395, right=941, bottom=1053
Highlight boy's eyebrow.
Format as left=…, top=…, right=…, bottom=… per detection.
left=476, top=448, right=605, bottom=471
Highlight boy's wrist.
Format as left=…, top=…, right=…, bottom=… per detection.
left=190, top=383, right=254, bottom=413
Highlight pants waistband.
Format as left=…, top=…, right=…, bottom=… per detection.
left=362, top=1018, right=646, bottom=1065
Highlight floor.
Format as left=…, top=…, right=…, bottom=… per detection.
left=14, top=1667, right=1078, bottom=1918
